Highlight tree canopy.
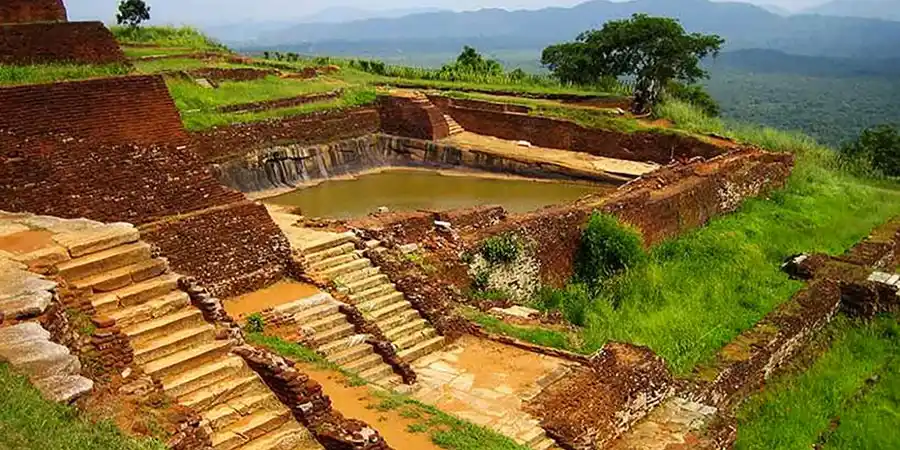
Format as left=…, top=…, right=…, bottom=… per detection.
left=841, top=124, right=900, bottom=177
left=542, top=14, right=724, bottom=112
left=117, top=0, right=151, bottom=27
left=436, top=46, right=504, bottom=79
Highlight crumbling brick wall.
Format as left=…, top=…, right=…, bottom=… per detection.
left=376, top=95, right=449, bottom=141
left=191, top=108, right=380, bottom=163
left=525, top=343, right=674, bottom=450
left=0, top=75, right=186, bottom=145
left=444, top=106, right=723, bottom=164
left=0, top=0, right=67, bottom=23
left=0, top=22, right=125, bottom=65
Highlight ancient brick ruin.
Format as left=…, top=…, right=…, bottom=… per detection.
left=0, top=0, right=67, bottom=24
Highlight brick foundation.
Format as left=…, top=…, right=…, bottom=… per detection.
left=376, top=95, right=449, bottom=141
left=0, top=0, right=66, bottom=24
left=0, top=22, right=125, bottom=65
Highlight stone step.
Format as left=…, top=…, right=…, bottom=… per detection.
left=398, top=336, right=445, bottom=363
left=366, top=299, right=412, bottom=321
left=204, top=392, right=280, bottom=430
left=307, top=313, right=349, bottom=332
left=304, top=242, right=356, bottom=265
left=211, top=408, right=291, bottom=450
left=338, top=274, right=389, bottom=295
left=520, top=427, right=545, bottom=448
left=358, top=363, right=394, bottom=383
left=321, top=259, right=371, bottom=280
left=308, top=252, right=360, bottom=273
left=292, top=301, right=340, bottom=324
left=91, top=274, right=180, bottom=312
left=312, top=323, right=356, bottom=346
left=373, top=373, right=404, bottom=389
left=107, top=291, right=190, bottom=329
left=180, top=375, right=263, bottom=413
left=532, top=437, right=555, bottom=450
left=318, top=336, right=365, bottom=356
left=56, top=242, right=151, bottom=281
left=125, top=308, right=206, bottom=347
left=134, top=324, right=217, bottom=365
left=348, top=282, right=396, bottom=304
left=70, top=258, right=168, bottom=293
left=326, top=343, right=372, bottom=366
left=393, top=327, right=438, bottom=351
left=356, top=291, right=404, bottom=314
left=343, top=353, right=384, bottom=373
left=333, top=266, right=379, bottom=285
left=384, top=318, right=429, bottom=342
left=163, top=356, right=250, bottom=399
left=241, top=421, right=319, bottom=450
left=375, top=309, right=422, bottom=332
left=301, top=232, right=355, bottom=255
left=143, top=340, right=233, bottom=380
left=54, top=225, right=140, bottom=258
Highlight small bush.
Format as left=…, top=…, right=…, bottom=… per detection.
left=244, top=313, right=265, bottom=333
left=574, top=212, right=645, bottom=292
left=534, top=284, right=593, bottom=326
left=480, top=233, right=521, bottom=265
left=840, top=124, right=900, bottom=178
left=665, top=82, right=720, bottom=117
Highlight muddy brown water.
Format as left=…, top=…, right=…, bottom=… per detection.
left=264, top=169, right=612, bottom=219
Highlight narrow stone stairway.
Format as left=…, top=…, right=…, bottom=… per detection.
left=55, top=233, right=321, bottom=450
left=299, top=232, right=446, bottom=365
left=443, top=114, right=464, bottom=136
left=261, top=292, right=403, bottom=388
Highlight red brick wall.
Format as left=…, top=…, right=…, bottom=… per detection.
left=0, top=75, right=185, bottom=145
left=377, top=95, right=450, bottom=141
left=0, top=22, right=125, bottom=65
left=0, top=0, right=66, bottom=23
left=191, top=108, right=380, bottom=163
left=141, top=203, right=291, bottom=297
left=445, top=106, right=723, bottom=164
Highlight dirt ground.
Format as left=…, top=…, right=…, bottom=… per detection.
left=223, top=280, right=321, bottom=319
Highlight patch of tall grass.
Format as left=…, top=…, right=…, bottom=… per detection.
left=167, top=76, right=345, bottom=110
left=0, top=363, right=165, bottom=450
left=111, top=26, right=229, bottom=52
left=735, top=316, right=900, bottom=450
left=0, top=63, right=131, bottom=85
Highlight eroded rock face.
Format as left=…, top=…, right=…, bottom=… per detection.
left=0, top=323, right=93, bottom=403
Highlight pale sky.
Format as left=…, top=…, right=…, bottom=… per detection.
left=66, top=0, right=832, bottom=25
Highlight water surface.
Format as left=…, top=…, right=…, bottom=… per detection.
left=265, top=170, right=612, bottom=219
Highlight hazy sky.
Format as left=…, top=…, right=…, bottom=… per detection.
left=67, top=0, right=832, bottom=25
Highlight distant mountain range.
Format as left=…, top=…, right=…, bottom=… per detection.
left=803, top=0, right=900, bottom=22
left=232, top=0, right=900, bottom=59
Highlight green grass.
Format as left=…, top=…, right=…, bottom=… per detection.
left=168, top=76, right=345, bottom=109
left=489, top=100, right=900, bottom=375
left=369, top=390, right=530, bottom=450
left=111, top=26, right=228, bottom=52
left=0, top=64, right=132, bottom=86
left=245, top=332, right=367, bottom=386
left=735, top=316, right=900, bottom=450
left=466, top=309, right=575, bottom=350
left=825, top=357, right=900, bottom=449
left=121, top=47, right=199, bottom=58
left=0, top=363, right=165, bottom=450
left=131, top=58, right=247, bottom=74
left=181, top=87, right=377, bottom=131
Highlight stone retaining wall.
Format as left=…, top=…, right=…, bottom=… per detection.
left=0, top=0, right=67, bottom=23
left=376, top=95, right=449, bottom=141
left=0, top=21, right=125, bottom=65
left=440, top=105, right=723, bottom=165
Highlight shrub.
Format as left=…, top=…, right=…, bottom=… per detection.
left=480, top=233, right=521, bottom=265
left=665, top=81, right=720, bottom=117
left=244, top=313, right=265, bottom=333
left=574, top=212, right=645, bottom=292
left=840, top=124, right=900, bottom=177
left=534, top=284, right=594, bottom=326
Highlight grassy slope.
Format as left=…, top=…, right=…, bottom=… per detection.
left=0, top=364, right=165, bottom=450
left=735, top=316, right=900, bottom=450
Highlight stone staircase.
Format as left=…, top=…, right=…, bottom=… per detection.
left=55, top=232, right=321, bottom=450
left=444, top=114, right=464, bottom=136
left=300, top=232, right=446, bottom=365
left=262, top=293, right=403, bottom=388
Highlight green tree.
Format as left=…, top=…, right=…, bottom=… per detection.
left=542, top=14, right=724, bottom=113
left=116, top=0, right=150, bottom=27
left=666, top=81, right=721, bottom=117
left=440, top=46, right=503, bottom=78
left=841, top=124, right=900, bottom=177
